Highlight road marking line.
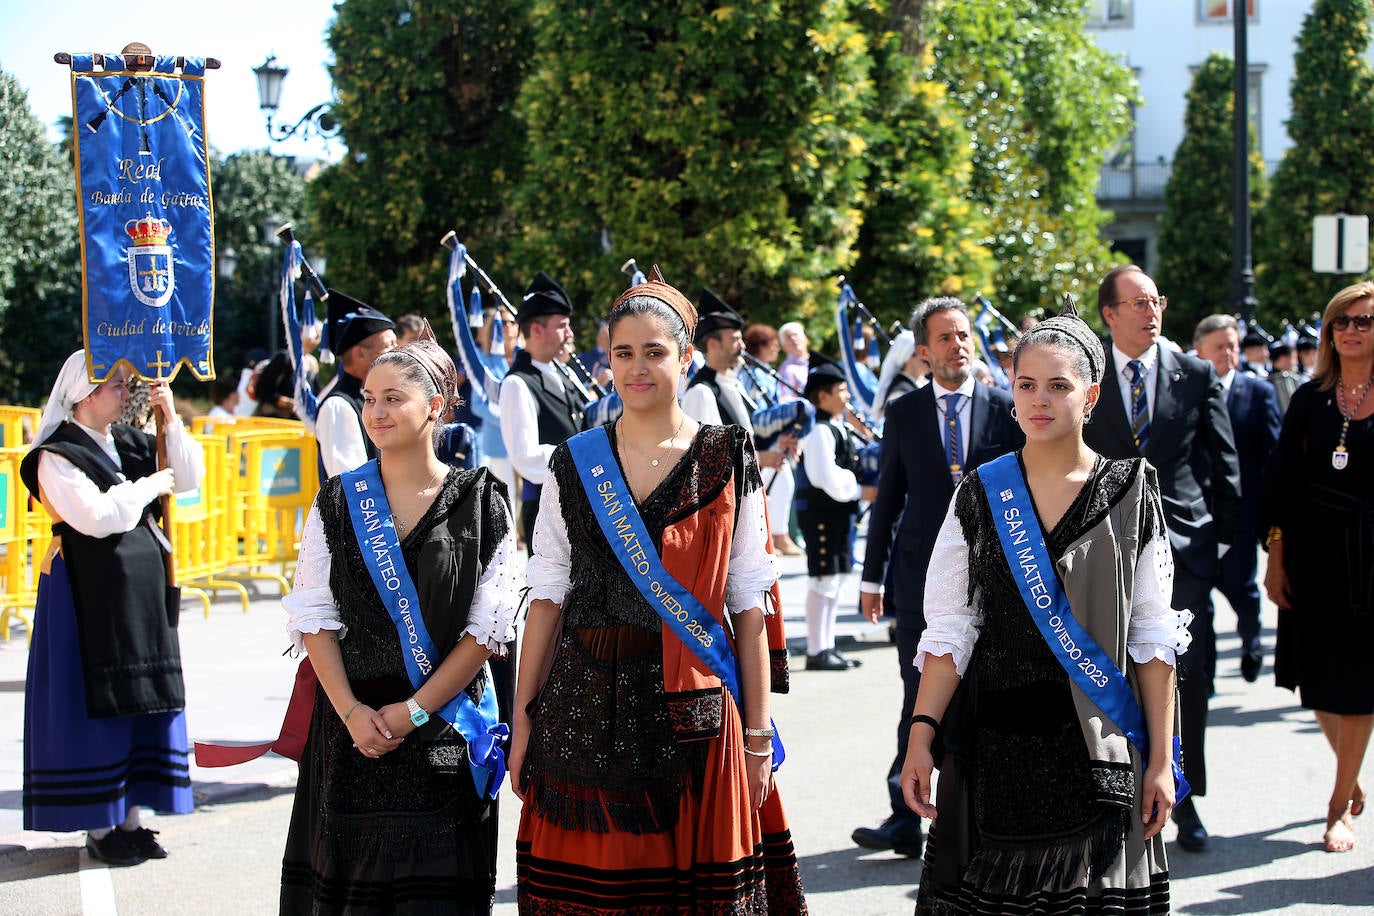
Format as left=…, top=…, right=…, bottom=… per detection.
left=78, top=846, right=119, bottom=915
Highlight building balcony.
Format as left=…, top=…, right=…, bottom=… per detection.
left=1097, top=160, right=1170, bottom=212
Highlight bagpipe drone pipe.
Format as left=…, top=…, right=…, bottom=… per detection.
left=441, top=232, right=511, bottom=413
left=274, top=224, right=326, bottom=433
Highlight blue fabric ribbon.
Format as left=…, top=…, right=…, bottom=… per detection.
left=567, top=426, right=784, bottom=768
left=342, top=460, right=506, bottom=798
left=978, top=453, right=1189, bottom=802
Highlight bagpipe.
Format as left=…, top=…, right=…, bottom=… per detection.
left=741, top=350, right=878, bottom=484
left=436, top=421, right=479, bottom=470
left=274, top=223, right=325, bottom=433
left=971, top=294, right=1018, bottom=389
left=738, top=353, right=816, bottom=448
left=440, top=231, right=511, bottom=415
left=834, top=278, right=883, bottom=422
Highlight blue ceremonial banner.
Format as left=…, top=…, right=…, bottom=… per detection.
left=70, top=54, right=214, bottom=382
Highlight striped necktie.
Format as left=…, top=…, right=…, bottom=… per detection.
left=941, top=393, right=965, bottom=483
left=1127, top=359, right=1150, bottom=451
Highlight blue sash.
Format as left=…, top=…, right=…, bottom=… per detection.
left=341, top=461, right=508, bottom=799
left=978, top=454, right=1189, bottom=802
left=566, top=427, right=784, bottom=768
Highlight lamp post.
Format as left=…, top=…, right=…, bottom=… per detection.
left=1231, top=3, right=1258, bottom=326
left=253, top=54, right=339, bottom=143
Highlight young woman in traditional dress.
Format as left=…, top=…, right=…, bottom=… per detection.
left=510, top=272, right=808, bottom=913
left=280, top=324, right=519, bottom=913
left=20, top=351, right=204, bottom=866
left=901, top=303, right=1191, bottom=913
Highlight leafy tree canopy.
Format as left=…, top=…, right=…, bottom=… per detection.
left=512, top=0, right=874, bottom=330
left=1255, top=0, right=1374, bottom=323
left=1156, top=51, right=1266, bottom=340
left=308, top=0, right=534, bottom=337
left=845, top=0, right=995, bottom=329
left=211, top=150, right=309, bottom=379
left=930, top=0, right=1136, bottom=323
left=0, top=68, right=81, bottom=405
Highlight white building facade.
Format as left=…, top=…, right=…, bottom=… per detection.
left=1086, top=0, right=1329, bottom=271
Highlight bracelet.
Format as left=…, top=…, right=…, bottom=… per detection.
left=743, top=746, right=774, bottom=758
left=910, top=714, right=941, bottom=739
left=342, top=701, right=363, bottom=723
left=1265, top=526, right=1283, bottom=547
left=743, top=726, right=775, bottom=738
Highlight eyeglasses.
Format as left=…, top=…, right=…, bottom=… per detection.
left=1107, top=295, right=1168, bottom=313
left=1330, top=314, right=1374, bottom=333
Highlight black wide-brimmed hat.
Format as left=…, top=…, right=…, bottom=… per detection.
left=324, top=289, right=394, bottom=358
left=694, top=288, right=743, bottom=342
left=517, top=271, right=572, bottom=322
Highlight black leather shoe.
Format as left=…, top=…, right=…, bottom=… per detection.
left=806, top=650, right=850, bottom=671
left=1173, top=798, right=1209, bottom=852
left=86, top=829, right=146, bottom=867
left=852, top=815, right=924, bottom=857
left=831, top=647, right=863, bottom=668
left=125, top=826, right=168, bottom=860
left=1240, top=643, right=1263, bottom=683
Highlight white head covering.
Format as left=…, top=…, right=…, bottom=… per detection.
left=873, top=330, right=916, bottom=420
left=30, top=350, right=100, bottom=451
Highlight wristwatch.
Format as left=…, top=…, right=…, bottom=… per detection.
left=406, top=697, right=430, bottom=727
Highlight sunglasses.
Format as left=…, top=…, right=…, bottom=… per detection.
left=1330, top=314, right=1374, bottom=333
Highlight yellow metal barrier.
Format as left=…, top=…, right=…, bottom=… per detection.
left=0, top=446, right=47, bottom=642
left=215, top=423, right=318, bottom=596
left=168, top=434, right=250, bottom=617
left=0, top=410, right=321, bottom=628
left=0, top=406, right=40, bottom=450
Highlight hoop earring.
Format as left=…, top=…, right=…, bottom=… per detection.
left=1010, top=406, right=1018, bottom=421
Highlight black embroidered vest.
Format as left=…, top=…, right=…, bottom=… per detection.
left=20, top=422, right=185, bottom=717
left=506, top=350, right=585, bottom=447
left=688, top=366, right=753, bottom=429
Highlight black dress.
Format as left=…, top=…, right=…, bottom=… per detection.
left=280, top=468, right=510, bottom=915
left=1261, top=381, right=1374, bottom=715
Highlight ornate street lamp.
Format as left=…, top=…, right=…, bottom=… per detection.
left=253, top=54, right=339, bottom=143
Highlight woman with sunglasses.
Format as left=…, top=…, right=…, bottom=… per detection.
left=1261, top=281, right=1374, bottom=853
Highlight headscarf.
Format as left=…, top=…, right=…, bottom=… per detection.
left=385, top=320, right=460, bottom=415
left=1017, top=297, right=1107, bottom=384
left=873, top=330, right=916, bottom=420
left=611, top=265, right=698, bottom=340
left=31, top=350, right=100, bottom=450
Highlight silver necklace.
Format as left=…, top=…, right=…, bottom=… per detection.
left=390, top=465, right=444, bottom=534
left=1333, top=375, right=1374, bottom=470
left=619, top=414, right=686, bottom=468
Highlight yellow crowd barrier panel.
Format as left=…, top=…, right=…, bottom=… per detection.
left=0, top=414, right=321, bottom=631
left=0, top=446, right=48, bottom=642
left=0, top=406, right=40, bottom=450
left=216, top=423, right=318, bottom=596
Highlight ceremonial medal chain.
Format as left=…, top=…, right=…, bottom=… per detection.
left=619, top=414, right=686, bottom=469
left=1332, top=375, right=1374, bottom=470
left=391, top=465, right=445, bottom=535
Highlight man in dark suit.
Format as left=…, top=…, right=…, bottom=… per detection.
left=1084, top=265, right=1241, bottom=852
left=851, top=297, right=1023, bottom=858
left=1194, top=315, right=1281, bottom=683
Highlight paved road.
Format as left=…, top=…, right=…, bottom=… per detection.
left=1, top=545, right=1370, bottom=914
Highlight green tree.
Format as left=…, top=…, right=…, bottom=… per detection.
left=1156, top=52, right=1266, bottom=339
left=930, top=0, right=1136, bottom=320
left=211, top=150, right=309, bottom=379
left=308, top=0, right=534, bottom=335
left=845, top=0, right=995, bottom=325
left=513, top=0, right=874, bottom=329
left=1255, top=0, right=1374, bottom=323
left=0, top=68, right=81, bottom=405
